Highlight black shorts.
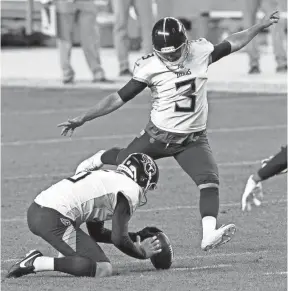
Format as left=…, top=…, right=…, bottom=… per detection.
left=116, top=123, right=219, bottom=187
left=27, top=202, right=109, bottom=263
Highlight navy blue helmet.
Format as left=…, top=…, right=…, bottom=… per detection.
left=152, top=17, right=188, bottom=64
left=117, top=153, right=159, bottom=195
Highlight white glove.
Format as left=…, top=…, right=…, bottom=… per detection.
left=242, top=175, right=263, bottom=211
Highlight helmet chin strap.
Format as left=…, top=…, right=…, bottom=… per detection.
left=140, top=172, right=152, bottom=206
left=154, top=41, right=189, bottom=72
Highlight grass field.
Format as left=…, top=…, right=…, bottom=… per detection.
left=1, top=87, right=287, bottom=291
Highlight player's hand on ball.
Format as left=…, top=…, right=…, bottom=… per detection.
left=57, top=116, right=85, bottom=137
left=136, top=226, right=163, bottom=241
left=134, top=235, right=162, bottom=259
left=260, top=11, right=279, bottom=29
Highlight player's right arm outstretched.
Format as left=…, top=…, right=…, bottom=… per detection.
left=209, top=11, right=280, bottom=65
left=57, top=79, right=147, bottom=137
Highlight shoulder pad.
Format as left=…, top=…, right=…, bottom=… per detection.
left=189, top=38, right=214, bottom=57
left=133, top=53, right=156, bottom=85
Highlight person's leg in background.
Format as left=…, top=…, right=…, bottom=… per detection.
left=134, top=0, right=154, bottom=55
left=243, top=0, right=262, bottom=74
left=56, top=2, right=75, bottom=84
left=77, top=2, right=107, bottom=82
left=262, top=0, right=287, bottom=72
left=112, top=0, right=132, bottom=76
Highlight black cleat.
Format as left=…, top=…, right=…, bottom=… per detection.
left=6, top=250, right=43, bottom=278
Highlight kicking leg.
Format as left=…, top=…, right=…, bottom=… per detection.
left=174, top=133, right=236, bottom=251
left=77, top=130, right=169, bottom=173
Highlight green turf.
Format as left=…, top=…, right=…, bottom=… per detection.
left=1, top=88, right=287, bottom=291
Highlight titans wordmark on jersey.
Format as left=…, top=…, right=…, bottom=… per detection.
left=34, top=170, right=143, bottom=227
left=133, top=38, right=214, bottom=134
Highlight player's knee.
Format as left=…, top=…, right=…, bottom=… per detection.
left=196, top=174, right=219, bottom=189
left=96, top=262, right=113, bottom=278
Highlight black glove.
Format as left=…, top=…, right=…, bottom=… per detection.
left=136, top=226, right=163, bottom=241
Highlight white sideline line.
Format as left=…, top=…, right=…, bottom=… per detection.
left=1, top=199, right=286, bottom=223
left=1, top=125, right=286, bottom=147
left=171, top=264, right=232, bottom=271
left=2, top=96, right=286, bottom=116
left=264, top=271, right=287, bottom=275
left=2, top=159, right=262, bottom=181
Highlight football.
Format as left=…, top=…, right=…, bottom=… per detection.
left=150, top=232, right=173, bottom=270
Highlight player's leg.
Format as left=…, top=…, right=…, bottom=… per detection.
left=242, top=146, right=287, bottom=211
left=76, top=131, right=171, bottom=173
left=7, top=202, right=111, bottom=278
left=174, top=133, right=236, bottom=251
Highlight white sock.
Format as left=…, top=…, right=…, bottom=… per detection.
left=33, top=256, right=54, bottom=272
left=202, top=216, right=217, bottom=239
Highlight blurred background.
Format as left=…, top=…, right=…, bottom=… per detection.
left=1, top=0, right=287, bottom=48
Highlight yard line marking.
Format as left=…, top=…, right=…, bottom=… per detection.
left=170, top=264, right=232, bottom=271
left=2, top=96, right=286, bottom=116
left=1, top=199, right=286, bottom=222
left=1, top=159, right=263, bottom=180
left=1, top=250, right=277, bottom=264
left=264, top=271, right=287, bottom=275
left=1, top=124, right=286, bottom=147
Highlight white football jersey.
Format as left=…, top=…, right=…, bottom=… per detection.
left=133, top=38, right=214, bottom=134
left=34, top=170, right=142, bottom=227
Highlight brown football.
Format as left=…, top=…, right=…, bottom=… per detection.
left=150, top=232, right=173, bottom=270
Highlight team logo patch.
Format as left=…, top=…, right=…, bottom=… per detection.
left=141, top=154, right=157, bottom=176
left=60, top=218, right=71, bottom=227
left=149, top=137, right=155, bottom=144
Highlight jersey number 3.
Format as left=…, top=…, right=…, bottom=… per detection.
left=175, top=78, right=196, bottom=112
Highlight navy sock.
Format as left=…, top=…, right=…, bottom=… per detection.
left=258, top=146, right=287, bottom=181
left=54, top=256, right=96, bottom=277
left=199, top=187, right=219, bottom=218
left=101, top=147, right=122, bottom=165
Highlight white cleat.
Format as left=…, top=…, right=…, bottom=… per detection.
left=241, top=175, right=263, bottom=212
left=201, top=224, right=236, bottom=251
left=75, top=150, right=105, bottom=174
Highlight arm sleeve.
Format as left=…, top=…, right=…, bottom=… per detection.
left=111, top=193, right=146, bottom=259
left=117, top=78, right=147, bottom=102
left=210, top=41, right=232, bottom=64
left=86, top=221, right=138, bottom=243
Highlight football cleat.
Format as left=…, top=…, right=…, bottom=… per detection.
left=242, top=175, right=263, bottom=211
left=6, top=250, right=43, bottom=278
left=75, top=150, right=105, bottom=174
left=201, top=224, right=236, bottom=251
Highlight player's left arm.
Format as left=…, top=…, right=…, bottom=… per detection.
left=224, top=11, right=279, bottom=53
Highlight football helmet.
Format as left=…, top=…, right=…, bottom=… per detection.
left=152, top=17, right=188, bottom=66
left=117, top=153, right=159, bottom=204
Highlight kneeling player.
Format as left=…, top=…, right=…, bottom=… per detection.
left=6, top=153, right=162, bottom=279
left=242, top=146, right=287, bottom=211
